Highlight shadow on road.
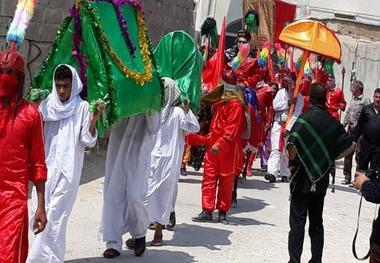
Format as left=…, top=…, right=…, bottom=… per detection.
left=230, top=196, right=268, bottom=214
left=238, top=178, right=277, bottom=191
left=166, top=223, right=232, bottom=250
left=80, top=151, right=106, bottom=185
left=179, top=177, right=202, bottom=184
left=182, top=171, right=203, bottom=176
left=228, top=215, right=275, bottom=227
left=251, top=168, right=267, bottom=177
left=65, top=249, right=195, bottom=263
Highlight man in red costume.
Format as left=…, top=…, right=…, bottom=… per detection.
left=326, top=75, right=346, bottom=120
left=191, top=70, right=246, bottom=224
left=244, top=80, right=275, bottom=176
left=229, top=31, right=261, bottom=179
left=225, top=30, right=260, bottom=89
left=0, top=44, right=47, bottom=263
left=300, top=75, right=311, bottom=113
left=234, top=31, right=261, bottom=89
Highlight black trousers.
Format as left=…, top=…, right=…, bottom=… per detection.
left=288, top=194, right=325, bottom=263
left=370, top=242, right=380, bottom=263
left=358, top=139, right=380, bottom=171
left=232, top=175, right=238, bottom=203
left=343, top=132, right=359, bottom=181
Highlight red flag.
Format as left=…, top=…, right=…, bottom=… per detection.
left=202, top=17, right=226, bottom=92
left=268, top=53, right=276, bottom=82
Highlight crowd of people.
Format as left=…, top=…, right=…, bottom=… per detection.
left=1, top=8, right=380, bottom=263
left=184, top=26, right=380, bottom=262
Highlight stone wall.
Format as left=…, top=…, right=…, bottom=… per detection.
left=0, top=0, right=194, bottom=84
left=142, top=0, right=195, bottom=44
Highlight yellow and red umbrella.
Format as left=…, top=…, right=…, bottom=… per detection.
left=279, top=19, right=342, bottom=125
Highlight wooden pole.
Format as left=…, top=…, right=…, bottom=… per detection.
left=285, top=50, right=310, bottom=127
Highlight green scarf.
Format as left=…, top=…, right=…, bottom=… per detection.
left=287, top=106, right=352, bottom=191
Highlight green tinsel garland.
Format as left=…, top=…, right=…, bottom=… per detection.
left=29, top=1, right=160, bottom=130
left=28, top=17, right=72, bottom=101
left=81, top=0, right=119, bottom=127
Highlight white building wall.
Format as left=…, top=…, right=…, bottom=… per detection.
left=283, top=0, right=380, bottom=26
left=195, top=0, right=242, bottom=33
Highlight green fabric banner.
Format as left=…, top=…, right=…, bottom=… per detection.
left=29, top=1, right=162, bottom=135
left=154, top=31, right=203, bottom=113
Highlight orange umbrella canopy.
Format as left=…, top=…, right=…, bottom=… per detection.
left=279, top=20, right=341, bottom=63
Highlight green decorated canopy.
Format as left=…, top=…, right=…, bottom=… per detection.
left=29, top=0, right=163, bottom=135
left=154, top=31, right=203, bottom=113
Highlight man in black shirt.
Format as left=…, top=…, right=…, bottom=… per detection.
left=353, top=88, right=380, bottom=262
left=286, top=83, right=353, bottom=263
left=353, top=88, right=380, bottom=171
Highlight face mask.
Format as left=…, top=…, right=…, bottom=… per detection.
left=0, top=73, right=20, bottom=97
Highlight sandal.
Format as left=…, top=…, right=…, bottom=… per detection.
left=151, top=234, right=163, bottom=247
left=149, top=223, right=166, bottom=231
left=103, top=248, right=120, bottom=258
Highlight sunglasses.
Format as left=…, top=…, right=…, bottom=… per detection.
left=238, top=40, right=247, bottom=44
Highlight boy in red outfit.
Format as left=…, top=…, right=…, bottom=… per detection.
left=191, top=70, right=246, bottom=224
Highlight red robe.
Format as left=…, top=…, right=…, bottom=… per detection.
left=326, top=87, right=346, bottom=120
left=255, top=85, right=274, bottom=143
left=187, top=99, right=246, bottom=212
left=246, top=103, right=259, bottom=147
left=235, top=58, right=261, bottom=88
left=299, top=80, right=311, bottom=113
left=313, top=68, right=328, bottom=86
left=0, top=100, right=47, bottom=263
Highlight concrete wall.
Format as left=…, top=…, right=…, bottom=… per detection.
left=0, top=0, right=194, bottom=85
left=143, top=0, right=194, bottom=44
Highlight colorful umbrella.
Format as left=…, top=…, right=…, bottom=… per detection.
left=279, top=19, right=342, bottom=125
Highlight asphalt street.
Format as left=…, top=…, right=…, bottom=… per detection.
left=29, top=151, right=375, bottom=262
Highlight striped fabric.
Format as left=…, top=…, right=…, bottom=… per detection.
left=287, top=106, right=352, bottom=191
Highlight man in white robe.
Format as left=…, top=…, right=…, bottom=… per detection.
left=145, top=78, right=200, bottom=246
left=266, top=75, right=304, bottom=183
left=28, top=65, right=100, bottom=263
left=101, top=103, right=160, bottom=258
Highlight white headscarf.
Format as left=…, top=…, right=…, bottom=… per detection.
left=39, top=64, right=83, bottom=183
left=161, top=77, right=181, bottom=123
left=40, top=64, right=83, bottom=121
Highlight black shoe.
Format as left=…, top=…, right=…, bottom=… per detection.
left=125, top=238, right=135, bottom=249
left=218, top=211, right=229, bottom=225
left=103, top=248, right=120, bottom=258
left=265, top=174, right=276, bottom=183
left=180, top=167, right=187, bottom=176
left=231, top=200, right=237, bottom=208
left=166, top=211, right=176, bottom=230
left=281, top=176, right=289, bottom=183
left=134, top=236, right=146, bottom=257
left=192, top=210, right=213, bottom=222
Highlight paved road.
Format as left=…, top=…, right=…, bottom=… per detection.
left=29, top=151, right=375, bottom=262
